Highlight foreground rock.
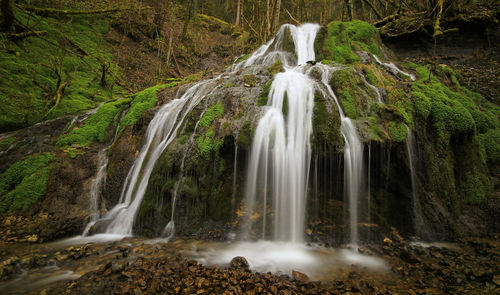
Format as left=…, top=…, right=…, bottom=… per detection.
left=0, top=233, right=498, bottom=294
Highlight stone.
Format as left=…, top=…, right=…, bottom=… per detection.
left=493, top=275, right=500, bottom=286
left=292, top=270, right=309, bottom=282
left=383, top=237, right=393, bottom=245
left=230, top=256, right=249, bottom=270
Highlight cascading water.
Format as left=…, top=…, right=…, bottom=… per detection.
left=101, top=79, right=222, bottom=236
left=373, top=54, right=415, bottom=81
left=243, top=24, right=318, bottom=243
left=311, top=64, right=365, bottom=247
left=405, top=125, right=425, bottom=236
left=242, top=23, right=366, bottom=247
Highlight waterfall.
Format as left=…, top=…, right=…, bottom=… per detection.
left=372, top=54, right=415, bottom=81
left=242, top=23, right=366, bottom=246
left=82, top=103, right=126, bottom=236
left=243, top=24, right=319, bottom=243
left=312, top=64, right=365, bottom=247
left=91, top=22, right=368, bottom=243
left=82, top=149, right=109, bottom=236
left=102, top=79, right=221, bottom=236
left=405, top=126, right=424, bottom=236
left=162, top=101, right=215, bottom=239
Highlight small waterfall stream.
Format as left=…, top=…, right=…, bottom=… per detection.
left=405, top=126, right=424, bottom=236
left=102, top=79, right=222, bottom=236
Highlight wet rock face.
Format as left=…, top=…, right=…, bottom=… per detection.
left=0, top=115, right=100, bottom=242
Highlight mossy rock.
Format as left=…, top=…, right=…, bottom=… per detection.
left=312, top=92, right=341, bottom=151
left=0, top=153, right=55, bottom=212
left=321, top=20, right=382, bottom=65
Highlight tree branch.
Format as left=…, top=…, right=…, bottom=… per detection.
left=45, top=82, right=67, bottom=118
left=361, top=0, right=383, bottom=19
left=284, top=8, right=301, bottom=25
left=6, top=30, right=46, bottom=40
left=18, top=5, right=153, bottom=17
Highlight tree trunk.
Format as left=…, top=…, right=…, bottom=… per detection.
left=181, top=0, right=197, bottom=39
left=433, top=0, right=444, bottom=37
left=1, top=0, right=14, bottom=32
left=166, top=4, right=176, bottom=67
left=266, top=0, right=271, bottom=39
left=272, top=0, right=282, bottom=32
left=235, top=0, right=241, bottom=26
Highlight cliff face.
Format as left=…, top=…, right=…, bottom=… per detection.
left=0, top=11, right=498, bottom=244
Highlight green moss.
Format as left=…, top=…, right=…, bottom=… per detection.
left=477, top=129, right=500, bottom=164
left=330, top=69, right=360, bottom=118
left=323, top=20, right=382, bottom=64
left=387, top=88, right=413, bottom=127
left=267, top=59, right=283, bottom=75
left=0, top=9, right=127, bottom=131
left=365, top=116, right=387, bottom=141
left=364, top=67, right=380, bottom=87
left=237, top=121, right=252, bottom=147
left=199, top=101, right=224, bottom=128
left=0, top=136, right=16, bottom=151
left=225, top=83, right=233, bottom=88
left=411, top=66, right=482, bottom=149
left=56, top=99, right=127, bottom=147
left=258, top=79, right=273, bottom=106
left=196, top=127, right=224, bottom=159
left=388, top=122, right=408, bottom=142
left=243, top=75, right=256, bottom=87
left=412, top=91, right=431, bottom=119
left=178, top=134, right=189, bottom=144
left=119, top=83, right=178, bottom=133
left=460, top=174, right=487, bottom=205
left=0, top=153, right=55, bottom=212
left=312, top=93, right=340, bottom=148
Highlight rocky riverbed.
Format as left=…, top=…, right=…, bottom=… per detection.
left=0, top=230, right=498, bottom=294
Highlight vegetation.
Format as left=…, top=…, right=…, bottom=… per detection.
left=323, top=20, right=381, bottom=64
left=0, top=5, right=126, bottom=131
left=199, top=101, right=224, bottom=128
left=197, top=101, right=225, bottom=159
left=56, top=99, right=127, bottom=147
left=0, top=153, right=55, bottom=212
left=118, top=83, right=180, bottom=134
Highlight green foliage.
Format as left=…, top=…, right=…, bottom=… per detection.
left=0, top=153, right=55, bottom=212
left=199, top=101, right=224, bottom=128
left=258, top=80, right=273, bottom=106
left=196, top=127, right=224, bottom=159
left=56, top=100, right=127, bottom=147
left=388, top=122, right=408, bottom=142
left=324, top=20, right=382, bottom=64
left=0, top=8, right=126, bottom=131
